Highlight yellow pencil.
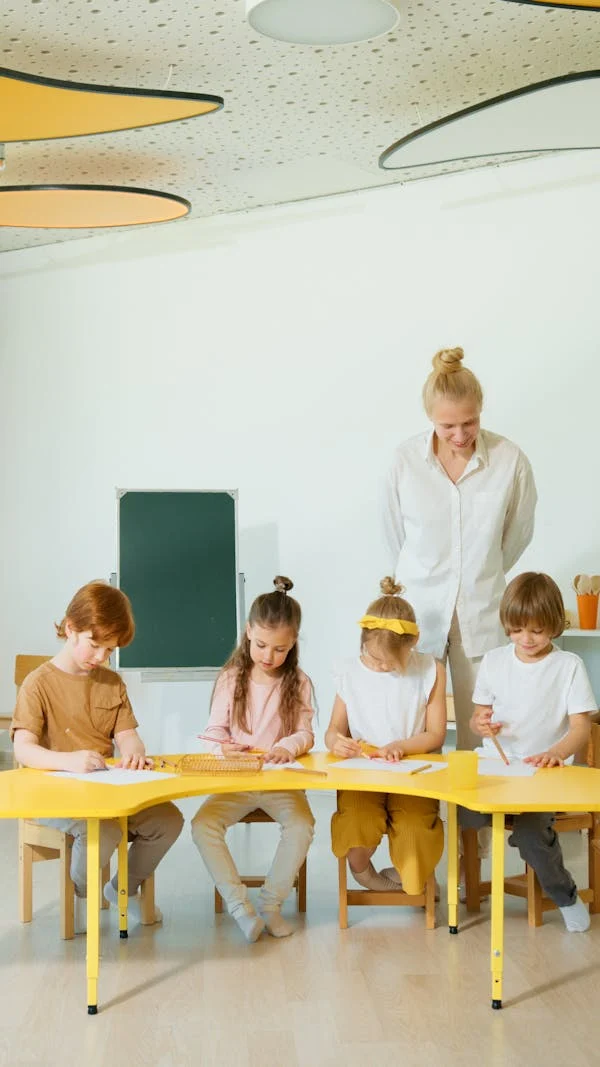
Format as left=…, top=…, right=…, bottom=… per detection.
left=409, top=763, right=432, bottom=775
left=488, top=730, right=510, bottom=766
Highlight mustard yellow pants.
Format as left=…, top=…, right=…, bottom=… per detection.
left=331, top=790, right=444, bottom=895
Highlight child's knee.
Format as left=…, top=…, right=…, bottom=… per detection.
left=163, top=803, right=184, bottom=843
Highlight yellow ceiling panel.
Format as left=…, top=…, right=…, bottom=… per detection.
left=0, top=66, right=223, bottom=142
left=0, top=186, right=190, bottom=228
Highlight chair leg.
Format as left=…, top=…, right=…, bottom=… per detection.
left=214, top=887, right=224, bottom=914
left=425, top=874, right=436, bottom=930
left=101, top=863, right=110, bottom=909
left=589, top=817, right=600, bottom=914
left=462, top=829, right=482, bottom=913
left=338, top=858, right=348, bottom=930
left=18, top=823, right=33, bottom=924
left=526, top=864, right=543, bottom=927
left=297, top=858, right=307, bottom=914
left=60, top=837, right=75, bottom=940
left=140, top=873, right=156, bottom=925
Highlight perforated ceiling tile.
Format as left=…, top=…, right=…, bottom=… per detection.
left=0, top=0, right=599, bottom=251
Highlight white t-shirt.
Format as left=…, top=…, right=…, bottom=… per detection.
left=473, top=644, right=597, bottom=760
left=334, top=651, right=437, bottom=748
left=384, top=429, right=537, bottom=659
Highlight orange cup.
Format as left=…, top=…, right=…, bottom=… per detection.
left=577, top=594, right=599, bottom=630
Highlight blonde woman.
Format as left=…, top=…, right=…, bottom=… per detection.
left=384, top=347, right=537, bottom=752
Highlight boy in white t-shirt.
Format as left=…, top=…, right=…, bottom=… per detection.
left=461, top=572, right=596, bottom=932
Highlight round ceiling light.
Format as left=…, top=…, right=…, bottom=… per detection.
left=0, top=185, right=191, bottom=229
left=246, top=0, right=402, bottom=45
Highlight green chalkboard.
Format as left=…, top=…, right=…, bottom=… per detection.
left=117, top=490, right=238, bottom=670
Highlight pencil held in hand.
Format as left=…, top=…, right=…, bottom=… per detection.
left=488, top=728, right=510, bottom=766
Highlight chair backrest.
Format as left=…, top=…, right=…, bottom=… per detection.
left=14, top=655, right=52, bottom=688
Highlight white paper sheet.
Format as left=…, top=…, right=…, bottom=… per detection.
left=477, top=759, right=537, bottom=778
left=334, top=757, right=447, bottom=775
left=51, top=768, right=178, bottom=785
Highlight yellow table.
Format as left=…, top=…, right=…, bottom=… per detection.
left=2, top=754, right=600, bottom=1013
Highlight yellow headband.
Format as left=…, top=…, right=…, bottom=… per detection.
left=358, top=615, right=420, bottom=638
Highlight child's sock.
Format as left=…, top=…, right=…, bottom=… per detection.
left=350, top=861, right=404, bottom=892
left=260, top=909, right=294, bottom=938
left=560, top=896, right=590, bottom=932
left=234, top=911, right=266, bottom=943
left=103, top=881, right=163, bottom=925
left=380, top=866, right=441, bottom=901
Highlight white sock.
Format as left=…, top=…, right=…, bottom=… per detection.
left=234, top=911, right=265, bottom=943
left=103, top=881, right=163, bottom=925
left=560, top=896, right=590, bottom=932
left=380, top=866, right=441, bottom=901
left=350, top=861, right=404, bottom=892
left=260, top=910, right=294, bottom=938
left=379, top=866, right=402, bottom=886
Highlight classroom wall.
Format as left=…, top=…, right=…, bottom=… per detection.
left=1, top=151, right=599, bottom=751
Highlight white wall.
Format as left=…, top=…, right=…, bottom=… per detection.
left=1, top=152, right=600, bottom=750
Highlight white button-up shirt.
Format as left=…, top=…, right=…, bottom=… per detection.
left=383, top=428, right=537, bottom=659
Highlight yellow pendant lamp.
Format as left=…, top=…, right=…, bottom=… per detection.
left=0, top=65, right=222, bottom=142
left=0, top=186, right=191, bottom=229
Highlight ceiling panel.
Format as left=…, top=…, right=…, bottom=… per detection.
left=0, top=0, right=598, bottom=252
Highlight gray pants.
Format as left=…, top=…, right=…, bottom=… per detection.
left=38, top=802, right=184, bottom=898
left=459, top=807, right=577, bottom=907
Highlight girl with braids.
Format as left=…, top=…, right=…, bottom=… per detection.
left=191, top=577, right=315, bottom=942
left=325, top=578, right=446, bottom=895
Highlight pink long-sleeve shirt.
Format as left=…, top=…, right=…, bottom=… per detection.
left=202, top=669, right=315, bottom=757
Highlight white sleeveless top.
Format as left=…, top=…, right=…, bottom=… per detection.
left=334, top=651, right=437, bottom=748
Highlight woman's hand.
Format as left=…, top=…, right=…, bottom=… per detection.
left=472, top=707, right=503, bottom=738
left=265, top=746, right=294, bottom=764
left=524, top=751, right=564, bottom=768
left=119, top=753, right=153, bottom=770
left=331, top=734, right=362, bottom=759
left=372, top=742, right=404, bottom=762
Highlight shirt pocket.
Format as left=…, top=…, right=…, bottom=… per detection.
left=472, top=491, right=506, bottom=539
left=89, top=697, right=121, bottom=737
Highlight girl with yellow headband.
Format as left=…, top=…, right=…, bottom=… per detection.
left=325, top=578, right=446, bottom=895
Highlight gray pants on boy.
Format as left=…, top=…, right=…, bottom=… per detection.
left=38, top=802, right=184, bottom=897
left=460, top=808, right=577, bottom=907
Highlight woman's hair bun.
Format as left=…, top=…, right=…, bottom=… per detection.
left=432, top=347, right=464, bottom=374
left=380, top=575, right=404, bottom=596
left=273, top=575, right=294, bottom=594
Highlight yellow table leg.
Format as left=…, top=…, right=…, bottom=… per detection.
left=118, top=815, right=129, bottom=940
left=491, top=812, right=505, bottom=1010
left=447, top=802, right=459, bottom=934
left=86, top=818, right=100, bottom=1015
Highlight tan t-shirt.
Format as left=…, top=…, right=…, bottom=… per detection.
left=11, top=661, right=138, bottom=759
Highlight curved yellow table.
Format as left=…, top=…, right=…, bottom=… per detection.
left=2, top=753, right=600, bottom=1014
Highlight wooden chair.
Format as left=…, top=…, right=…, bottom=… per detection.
left=214, top=808, right=307, bottom=914
left=462, top=723, right=600, bottom=926
left=15, top=654, right=155, bottom=938
left=338, top=850, right=436, bottom=929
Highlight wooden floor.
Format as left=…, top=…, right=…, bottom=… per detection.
left=1, top=791, right=599, bottom=1067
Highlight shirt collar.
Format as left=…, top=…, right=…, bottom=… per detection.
left=424, top=428, right=489, bottom=471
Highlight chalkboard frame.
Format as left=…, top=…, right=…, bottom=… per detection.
left=115, top=488, right=241, bottom=676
